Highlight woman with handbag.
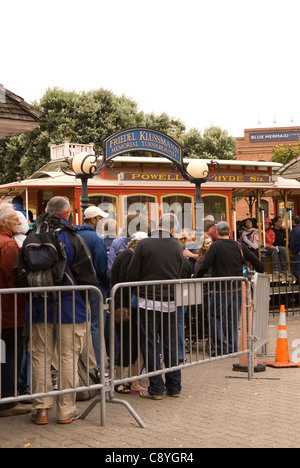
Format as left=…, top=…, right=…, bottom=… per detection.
left=110, top=233, right=147, bottom=394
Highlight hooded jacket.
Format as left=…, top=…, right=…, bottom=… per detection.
left=73, top=224, right=107, bottom=288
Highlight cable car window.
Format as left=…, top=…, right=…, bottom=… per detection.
left=88, top=195, right=117, bottom=219
left=203, top=195, right=228, bottom=223
left=162, top=195, right=193, bottom=232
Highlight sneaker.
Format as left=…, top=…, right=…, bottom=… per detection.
left=57, top=408, right=81, bottom=424
left=166, top=391, right=181, bottom=398
left=31, top=409, right=49, bottom=425
left=0, top=403, right=32, bottom=418
left=139, top=391, right=163, bottom=400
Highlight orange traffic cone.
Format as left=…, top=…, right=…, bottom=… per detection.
left=264, top=305, right=300, bottom=368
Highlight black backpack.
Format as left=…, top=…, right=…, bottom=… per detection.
left=14, top=220, right=70, bottom=290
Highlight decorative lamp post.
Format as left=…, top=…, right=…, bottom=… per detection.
left=176, top=158, right=219, bottom=248
left=60, top=151, right=106, bottom=216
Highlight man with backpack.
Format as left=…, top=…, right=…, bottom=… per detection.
left=16, top=196, right=98, bottom=425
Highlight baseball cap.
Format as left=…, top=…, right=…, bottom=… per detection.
left=204, top=215, right=215, bottom=222
left=84, top=206, right=109, bottom=220
left=216, top=221, right=230, bottom=232
left=131, top=231, right=148, bottom=241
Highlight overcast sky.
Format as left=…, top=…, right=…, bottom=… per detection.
left=1, top=0, right=300, bottom=137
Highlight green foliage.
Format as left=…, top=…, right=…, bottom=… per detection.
left=0, top=87, right=236, bottom=183
left=271, top=144, right=299, bottom=165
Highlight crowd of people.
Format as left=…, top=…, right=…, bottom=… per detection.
left=235, top=215, right=300, bottom=281
left=1, top=195, right=299, bottom=425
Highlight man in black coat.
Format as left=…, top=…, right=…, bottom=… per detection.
left=127, top=214, right=191, bottom=400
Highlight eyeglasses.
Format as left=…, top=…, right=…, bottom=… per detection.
left=180, top=237, right=187, bottom=241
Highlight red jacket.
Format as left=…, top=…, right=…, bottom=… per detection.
left=0, top=228, right=25, bottom=329
left=265, top=228, right=275, bottom=248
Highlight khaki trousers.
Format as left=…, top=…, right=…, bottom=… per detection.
left=31, top=322, right=86, bottom=420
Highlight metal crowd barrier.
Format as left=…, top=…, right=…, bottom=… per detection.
left=0, top=276, right=270, bottom=428
left=0, top=285, right=107, bottom=426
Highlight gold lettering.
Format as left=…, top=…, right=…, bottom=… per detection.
left=132, top=174, right=141, bottom=180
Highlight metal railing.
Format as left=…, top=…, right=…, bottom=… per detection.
left=0, top=285, right=107, bottom=425
left=0, top=275, right=270, bottom=428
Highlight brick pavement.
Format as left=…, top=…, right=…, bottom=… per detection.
left=0, top=319, right=299, bottom=449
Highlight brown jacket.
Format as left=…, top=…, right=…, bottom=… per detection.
left=0, top=228, right=25, bottom=329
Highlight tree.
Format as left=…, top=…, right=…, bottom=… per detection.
left=182, top=125, right=236, bottom=160
left=271, top=144, right=299, bottom=165
left=0, top=88, right=236, bottom=184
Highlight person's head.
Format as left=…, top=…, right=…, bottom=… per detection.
left=179, top=228, right=192, bottom=247
left=158, top=213, right=179, bottom=236
left=273, top=216, right=282, bottom=228
left=46, top=196, right=71, bottom=220
left=292, top=215, right=300, bottom=226
left=197, top=235, right=212, bottom=255
left=216, top=221, right=230, bottom=238
left=204, top=215, right=215, bottom=229
left=203, top=234, right=213, bottom=250
left=103, top=218, right=118, bottom=237
left=121, top=213, right=141, bottom=237
left=12, top=196, right=24, bottom=207
left=264, top=218, right=272, bottom=230
left=127, top=231, right=148, bottom=251
left=0, top=203, right=21, bottom=235
left=84, top=205, right=109, bottom=229
left=244, top=218, right=253, bottom=229
left=15, top=211, right=29, bottom=235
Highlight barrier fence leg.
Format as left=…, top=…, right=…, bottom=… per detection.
left=107, top=395, right=147, bottom=429
left=232, top=282, right=265, bottom=374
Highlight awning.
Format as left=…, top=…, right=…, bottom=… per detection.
left=0, top=87, right=44, bottom=138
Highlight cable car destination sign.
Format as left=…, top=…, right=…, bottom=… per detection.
left=103, top=128, right=183, bottom=165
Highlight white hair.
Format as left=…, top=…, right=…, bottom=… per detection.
left=0, top=202, right=15, bottom=222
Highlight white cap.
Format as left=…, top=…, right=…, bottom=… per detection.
left=84, top=206, right=109, bottom=220
left=204, top=215, right=215, bottom=222
left=131, top=231, right=148, bottom=240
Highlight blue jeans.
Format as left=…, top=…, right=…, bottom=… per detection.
left=90, top=286, right=107, bottom=371
left=209, top=291, right=241, bottom=355
left=140, top=308, right=181, bottom=397
left=177, top=306, right=187, bottom=361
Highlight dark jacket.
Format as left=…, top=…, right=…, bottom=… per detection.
left=272, top=226, right=286, bottom=247
left=111, top=248, right=134, bottom=309
left=127, top=230, right=191, bottom=301
left=27, top=214, right=97, bottom=324
left=290, top=225, right=300, bottom=256
left=195, top=238, right=264, bottom=278
left=73, top=224, right=108, bottom=288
